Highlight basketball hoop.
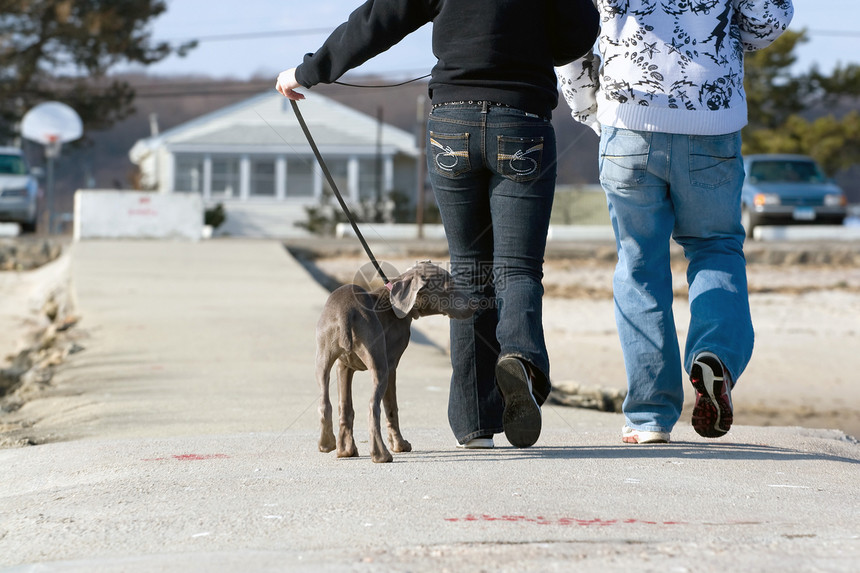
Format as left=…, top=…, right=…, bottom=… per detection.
left=20, top=102, right=83, bottom=234
left=44, top=133, right=62, bottom=158
left=21, top=102, right=83, bottom=148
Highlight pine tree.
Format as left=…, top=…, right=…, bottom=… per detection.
left=743, top=30, right=860, bottom=176
left=0, top=0, right=195, bottom=143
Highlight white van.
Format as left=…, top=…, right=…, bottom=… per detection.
left=0, top=147, right=40, bottom=232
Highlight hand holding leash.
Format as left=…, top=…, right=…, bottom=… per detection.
left=275, top=68, right=305, bottom=100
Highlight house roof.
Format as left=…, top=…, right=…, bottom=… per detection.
left=130, top=91, right=418, bottom=163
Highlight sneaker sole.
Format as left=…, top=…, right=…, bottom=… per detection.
left=622, top=434, right=670, bottom=444
left=691, top=361, right=732, bottom=438
left=456, top=438, right=495, bottom=449
left=622, top=426, right=670, bottom=444
left=496, top=357, right=542, bottom=448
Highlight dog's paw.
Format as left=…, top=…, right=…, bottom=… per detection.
left=371, top=449, right=394, bottom=463
left=337, top=445, right=359, bottom=458
left=319, top=433, right=336, bottom=453
left=390, top=439, right=412, bottom=453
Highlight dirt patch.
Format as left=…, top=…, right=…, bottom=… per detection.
left=0, top=238, right=63, bottom=271
left=0, top=240, right=82, bottom=448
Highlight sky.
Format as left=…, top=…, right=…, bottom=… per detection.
left=122, top=0, right=858, bottom=81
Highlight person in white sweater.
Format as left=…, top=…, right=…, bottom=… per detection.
left=556, top=0, right=794, bottom=444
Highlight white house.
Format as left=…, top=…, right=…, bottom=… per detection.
left=129, top=91, right=419, bottom=237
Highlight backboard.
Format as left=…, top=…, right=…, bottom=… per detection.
left=21, top=101, right=83, bottom=146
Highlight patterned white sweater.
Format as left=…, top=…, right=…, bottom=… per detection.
left=556, top=0, right=794, bottom=135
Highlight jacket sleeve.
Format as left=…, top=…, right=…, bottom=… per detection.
left=549, top=0, right=600, bottom=66
left=555, top=48, right=601, bottom=135
left=295, top=0, right=433, bottom=87
left=733, top=0, right=794, bottom=52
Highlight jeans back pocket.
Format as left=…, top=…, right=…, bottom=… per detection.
left=688, top=132, right=742, bottom=189
left=497, top=136, right=544, bottom=182
left=429, top=132, right=471, bottom=178
left=598, top=128, right=650, bottom=186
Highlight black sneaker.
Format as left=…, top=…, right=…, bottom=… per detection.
left=690, top=352, right=734, bottom=438
left=495, top=356, right=542, bottom=448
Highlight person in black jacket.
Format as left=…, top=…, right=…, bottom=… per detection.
left=277, top=0, right=599, bottom=449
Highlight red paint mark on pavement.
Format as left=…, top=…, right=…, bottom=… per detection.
left=142, top=454, right=230, bottom=462
left=445, top=514, right=686, bottom=527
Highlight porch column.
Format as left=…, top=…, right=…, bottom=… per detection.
left=384, top=156, right=394, bottom=193
left=240, top=155, right=251, bottom=200
left=348, top=157, right=360, bottom=202
left=203, top=155, right=212, bottom=201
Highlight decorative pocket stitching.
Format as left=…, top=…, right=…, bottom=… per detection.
left=499, top=143, right=543, bottom=177
left=429, top=133, right=471, bottom=178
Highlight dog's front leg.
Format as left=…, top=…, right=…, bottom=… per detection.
left=383, top=370, right=411, bottom=453
left=336, top=361, right=359, bottom=458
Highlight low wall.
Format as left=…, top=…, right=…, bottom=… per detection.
left=74, top=190, right=203, bottom=241
left=334, top=223, right=616, bottom=242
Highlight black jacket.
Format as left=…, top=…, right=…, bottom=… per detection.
left=295, top=0, right=599, bottom=117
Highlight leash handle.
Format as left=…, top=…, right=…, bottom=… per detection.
left=289, top=99, right=391, bottom=286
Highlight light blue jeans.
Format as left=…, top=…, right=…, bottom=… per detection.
left=599, top=126, right=754, bottom=433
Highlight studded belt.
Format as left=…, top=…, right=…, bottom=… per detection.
left=431, top=100, right=512, bottom=109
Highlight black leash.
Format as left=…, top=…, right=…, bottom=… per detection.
left=333, top=73, right=430, bottom=88
left=289, top=99, right=391, bottom=286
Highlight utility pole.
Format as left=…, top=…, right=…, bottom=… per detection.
left=415, top=95, right=427, bottom=239
left=375, top=106, right=384, bottom=222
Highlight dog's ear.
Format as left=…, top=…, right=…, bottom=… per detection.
left=389, top=272, right=425, bottom=319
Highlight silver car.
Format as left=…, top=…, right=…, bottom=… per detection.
left=0, top=146, right=40, bottom=232
left=741, top=154, right=847, bottom=237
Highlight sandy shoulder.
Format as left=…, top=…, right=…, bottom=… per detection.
left=0, top=253, right=72, bottom=357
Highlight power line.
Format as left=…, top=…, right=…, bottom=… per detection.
left=159, top=26, right=859, bottom=46
left=161, top=27, right=337, bottom=44
left=805, top=29, right=860, bottom=39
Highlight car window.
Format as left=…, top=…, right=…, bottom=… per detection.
left=749, top=160, right=826, bottom=184
left=0, top=154, right=28, bottom=175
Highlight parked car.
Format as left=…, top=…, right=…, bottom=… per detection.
left=0, top=146, right=40, bottom=233
left=741, top=154, right=847, bottom=237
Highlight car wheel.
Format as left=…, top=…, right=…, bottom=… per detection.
left=741, top=207, right=759, bottom=239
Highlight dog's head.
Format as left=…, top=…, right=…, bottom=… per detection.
left=389, top=261, right=476, bottom=320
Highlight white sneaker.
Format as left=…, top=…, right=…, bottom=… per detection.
left=456, top=437, right=495, bottom=449
left=622, top=425, right=670, bottom=444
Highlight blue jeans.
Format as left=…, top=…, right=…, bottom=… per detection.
left=427, top=102, right=556, bottom=443
left=599, top=126, right=754, bottom=433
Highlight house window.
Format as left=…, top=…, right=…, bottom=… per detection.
left=358, top=157, right=382, bottom=200
left=174, top=156, right=204, bottom=193
left=211, top=157, right=240, bottom=199
left=322, top=158, right=349, bottom=199
left=286, top=158, right=314, bottom=197
left=251, top=158, right=276, bottom=197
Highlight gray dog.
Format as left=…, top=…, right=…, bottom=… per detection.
left=315, top=261, right=475, bottom=463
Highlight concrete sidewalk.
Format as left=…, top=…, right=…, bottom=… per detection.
left=1, top=240, right=858, bottom=572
